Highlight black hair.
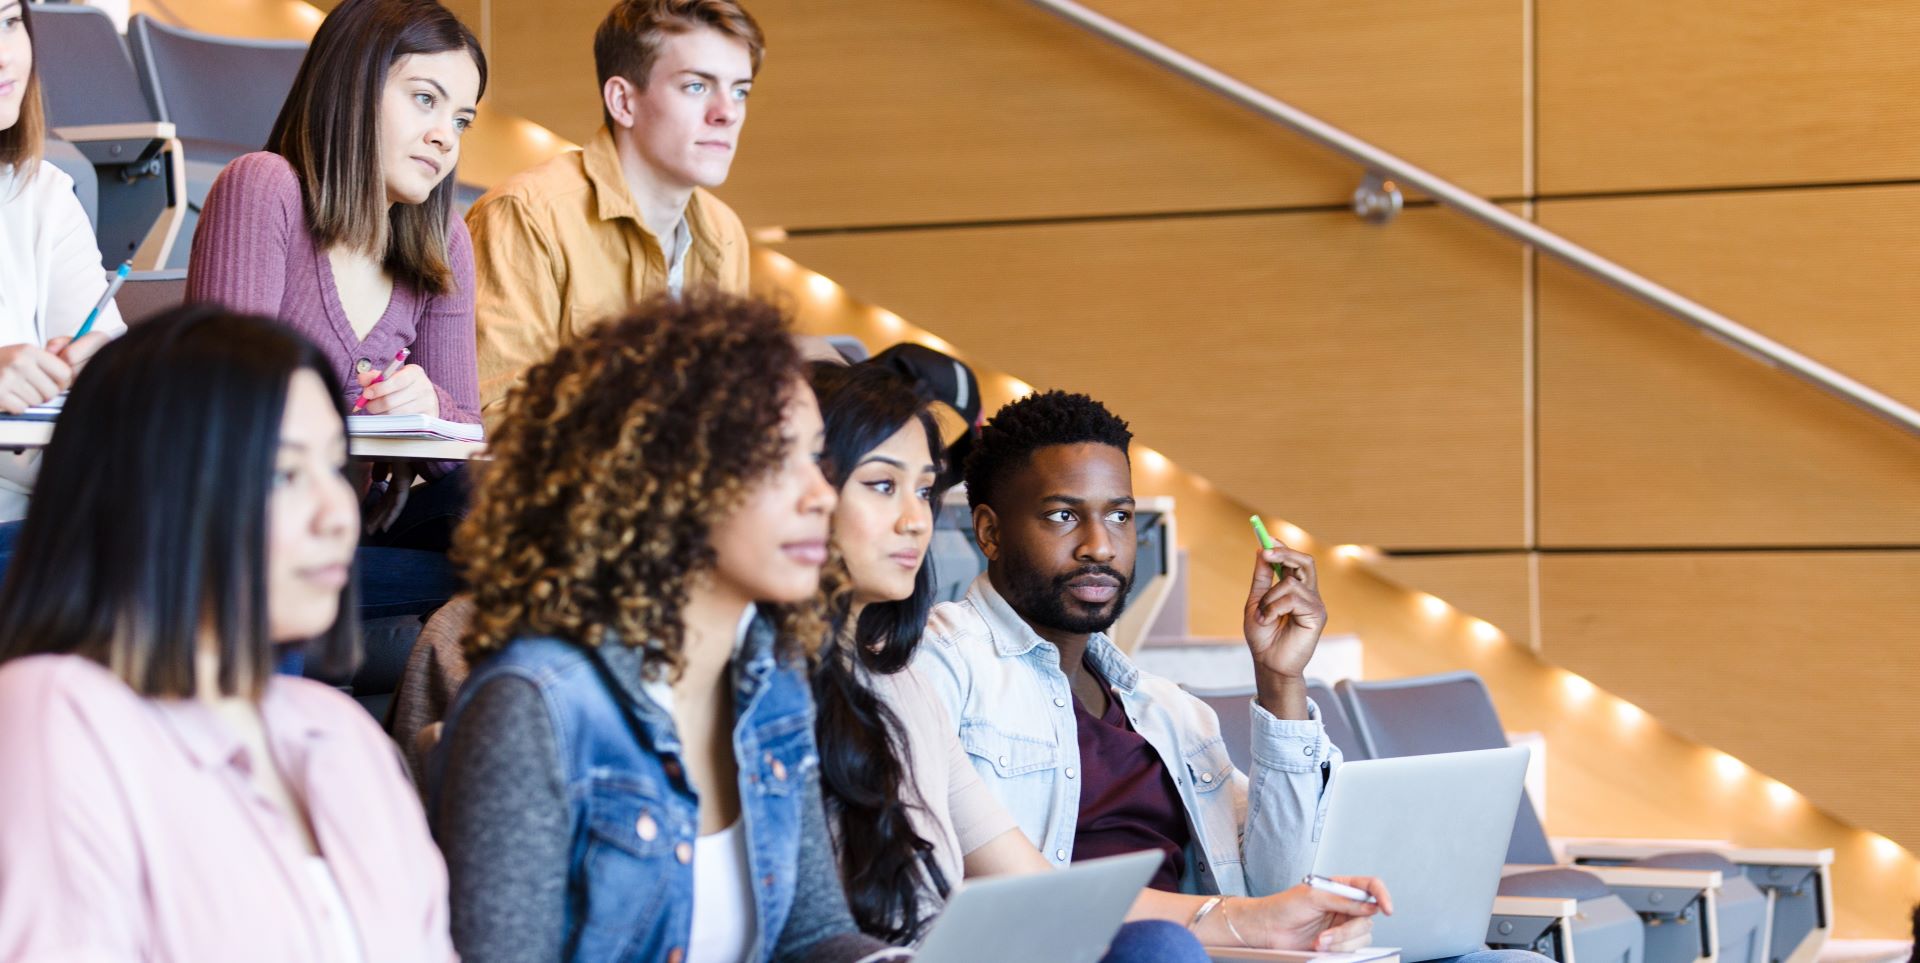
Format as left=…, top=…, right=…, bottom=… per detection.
left=0, top=304, right=359, bottom=699
left=963, top=389, right=1132, bottom=512
left=1909, top=904, right=1918, bottom=963
left=807, top=360, right=949, bottom=943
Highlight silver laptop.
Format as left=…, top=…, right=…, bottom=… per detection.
left=1309, top=746, right=1531, bottom=962
left=915, top=850, right=1160, bottom=963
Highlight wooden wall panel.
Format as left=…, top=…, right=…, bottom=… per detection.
left=465, top=0, right=1523, bottom=228
left=775, top=205, right=1529, bottom=551
left=1538, top=0, right=1920, bottom=194
left=134, top=0, right=323, bottom=40
left=1537, top=185, right=1920, bottom=547
left=762, top=261, right=1920, bottom=938
left=1369, top=553, right=1534, bottom=648
left=1326, top=548, right=1920, bottom=938
left=1537, top=551, right=1920, bottom=859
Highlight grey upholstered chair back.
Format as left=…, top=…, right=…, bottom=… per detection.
left=1336, top=671, right=1556, bottom=864
left=27, top=5, right=153, bottom=127
left=824, top=335, right=871, bottom=362
left=115, top=270, right=188, bottom=325
left=45, top=136, right=99, bottom=229
left=1306, top=679, right=1368, bottom=761
left=126, top=16, right=306, bottom=151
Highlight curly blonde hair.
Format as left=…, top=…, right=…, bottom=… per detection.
left=455, top=291, right=823, bottom=677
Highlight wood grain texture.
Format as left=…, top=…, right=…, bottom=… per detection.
left=1369, top=552, right=1534, bottom=648
left=1537, top=0, right=1920, bottom=194
left=1537, top=550, right=1920, bottom=863
left=462, top=0, right=1524, bottom=228
left=757, top=253, right=1920, bottom=937
left=1537, top=184, right=1920, bottom=547
left=132, top=0, right=322, bottom=40
left=774, top=205, right=1530, bottom=551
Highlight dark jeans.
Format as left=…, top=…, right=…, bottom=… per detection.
left=362, top=464, right=473, bottom=554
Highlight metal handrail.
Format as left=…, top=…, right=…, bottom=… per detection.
left=1030, top=0, right=1920, bottom=439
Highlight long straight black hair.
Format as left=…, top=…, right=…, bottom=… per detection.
left=0, top=304, right=359, bottom=699
left=808, top=361, right=949, bottom=944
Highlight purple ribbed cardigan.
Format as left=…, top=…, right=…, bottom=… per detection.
left=186, top=152, right=481, bottom=425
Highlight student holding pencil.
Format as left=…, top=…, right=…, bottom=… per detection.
left=186, top=0, right=484, bottom=549
left=0, top=0, right=127, bottom=523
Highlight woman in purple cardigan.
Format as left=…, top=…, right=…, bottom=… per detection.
left=188, top=0, right=484, bottom=553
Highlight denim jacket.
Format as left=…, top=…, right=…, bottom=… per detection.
left=436, top=609, right=894, bottom=963
left=911, top=575, right=1338, bottom=897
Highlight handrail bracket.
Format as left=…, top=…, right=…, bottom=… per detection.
left=1352, top=173, right=1403, bottom=225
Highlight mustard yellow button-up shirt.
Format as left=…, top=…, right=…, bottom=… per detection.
left=466, top=126, right=751, bottom=417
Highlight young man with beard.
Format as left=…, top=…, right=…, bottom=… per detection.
left=914, top=390, right=1337, bottom=911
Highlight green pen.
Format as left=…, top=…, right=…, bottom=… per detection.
left=1249, top=514, right=1297, bottom=582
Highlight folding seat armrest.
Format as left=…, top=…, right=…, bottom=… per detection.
left=1556, top=836, right=1834, bottom=869
left=47, top=123, right=186, bottom=270
left=1582, top=867, right=1720, bottom=963
left=1559, top=834, right=1836, bottom=961
left=1505, top=864, right=1721, bottom=963
left=1578, top=864, right=1721, bottom=893
left=1488, top=896, right=1579, bottom=963
left=50, top=121, right=178, bottom=168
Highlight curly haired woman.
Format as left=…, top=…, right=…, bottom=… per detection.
left=430, top=292, right=902, bottom=963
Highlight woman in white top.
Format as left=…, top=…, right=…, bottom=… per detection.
left=807, top=362, right=1392, bottom=958
left=0, top=0, right=125, bottom=521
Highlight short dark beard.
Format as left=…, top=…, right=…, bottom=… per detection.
left=999, top=554, right=1133, bottom=637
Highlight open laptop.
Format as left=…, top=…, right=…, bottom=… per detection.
left=915, top=849, right=1160, bottom=963
left=1309, top=746, right=1531, bottom=962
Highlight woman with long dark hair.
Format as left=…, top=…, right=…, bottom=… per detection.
left=187, top=0, right=485, bottom=548
left=0, top=305, right=455, bottom=960
left=808, top=362, right=1390, bottom=959
left=808, top=361, right=958, bottom=943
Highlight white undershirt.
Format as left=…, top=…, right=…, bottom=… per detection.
left=303, top=857, right=366, bottom=963
left=687, top=819, right=757, bottom=963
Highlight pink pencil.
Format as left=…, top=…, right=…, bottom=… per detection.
left=352, top=348, right=410, bottom=413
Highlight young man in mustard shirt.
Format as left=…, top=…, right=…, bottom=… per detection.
left=467, top=0, right=760, bottom=417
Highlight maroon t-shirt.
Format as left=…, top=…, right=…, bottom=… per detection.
left=1070, top=665, right=1192, bottom=891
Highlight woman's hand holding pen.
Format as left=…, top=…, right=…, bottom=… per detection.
left=45, top=333, right=113, bottom=372
left=0, top=343, right=74, bottom=415
left=356, top=364, right=440, bottom=417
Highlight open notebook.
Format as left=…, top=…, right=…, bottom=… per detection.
left=11, top=395, right=66, bottom=420
left=8, top=398, right=480, bottom=444
left=346, top=414, right=484, bottom=443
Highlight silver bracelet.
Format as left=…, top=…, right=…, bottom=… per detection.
left=1187, top=895, right=1225, bottom=932
left=1220, top=897, right=1251, bottom=947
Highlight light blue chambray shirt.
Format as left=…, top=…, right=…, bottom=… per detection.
left=911, top=574, right=1339, bottom=897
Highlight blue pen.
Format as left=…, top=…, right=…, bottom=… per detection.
left=72, top=262, right=130, bottom=342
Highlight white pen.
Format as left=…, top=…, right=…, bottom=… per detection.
left=1305, top=874, right=1380, bottom=905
